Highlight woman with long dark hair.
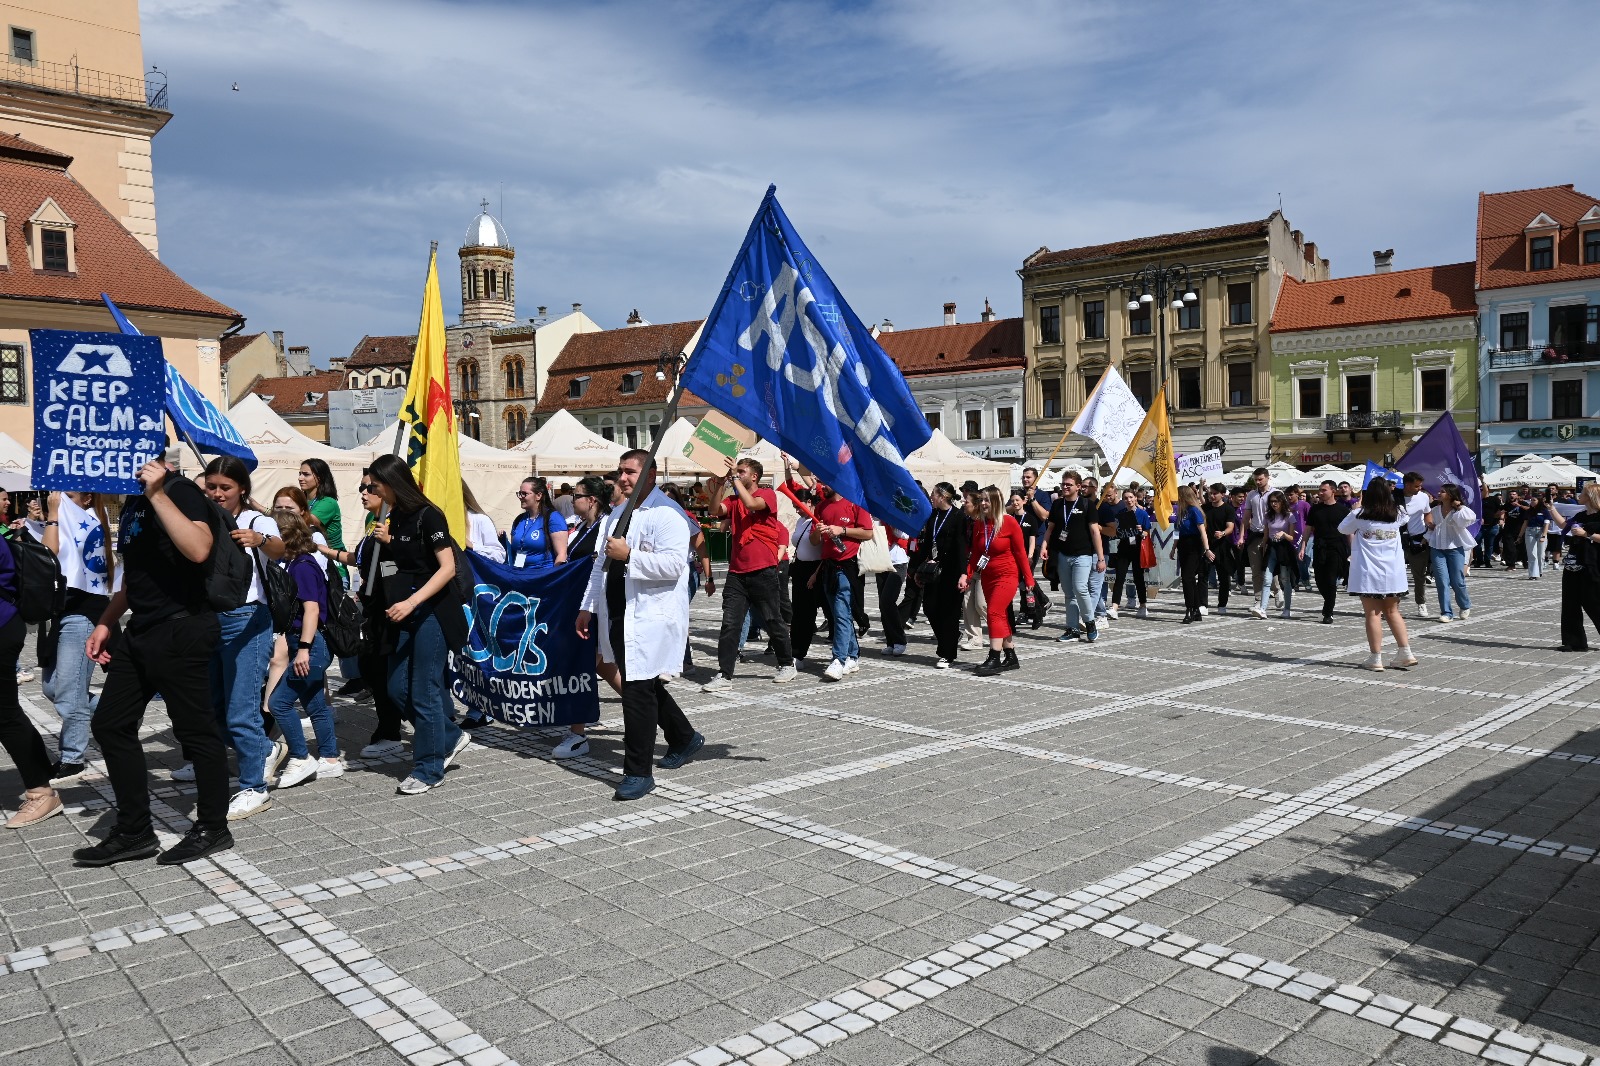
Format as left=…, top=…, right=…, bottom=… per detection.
left=909, top=482, right=967, bottom=668
left=545, top=475, right=615, bottom=759
left=368, top=453, right=470, bottom=794
left=1339, top=477, right=1415, bottom=670
left=1255, top=490, right=1302, bottom=620
left=460, top=481, right=505, bottom=563
left=266, top=510, right=342, bottom=790
left=1110, top=488, right=1151, bottom=620
left=959, top=485, right=1033, bottom=676
left=297, top=458, right=343, bottom=554
left=39, top=490, right=120, bottom=783
left=1172, top=484, right=1213, bottom=624
left=509, top=476, right=568, bottom=570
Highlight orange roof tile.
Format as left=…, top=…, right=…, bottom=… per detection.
left=1027, top=218, right=1273, bottom=270
left=1476, top=184, right=1600, bottom=291
left=249, top=370, right=345, bottom=416
left=344, top=334, right=415, bottom=369
left=876, top=318, right=1024, bottom=376
left=0, top=132, right=237, bottom=320
left=535, top=320, right=705, bottom=413
left=220, top=331, right=265, bottom=364
left=1270, top=263, right=1476, bottom=334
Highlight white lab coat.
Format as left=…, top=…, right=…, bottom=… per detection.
left=579, top=487, right=690, bottom=678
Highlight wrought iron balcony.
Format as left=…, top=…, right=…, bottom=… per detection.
left=1325, top=411, right=1402, bottom=431
left=1487, top=342, right=1600, bottom=370
left=0, top=56, right=167, bottom=110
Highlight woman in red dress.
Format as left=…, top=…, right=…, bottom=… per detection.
left=959, top=485, right=1036, bottom=676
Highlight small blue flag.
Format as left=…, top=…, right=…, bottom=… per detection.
left=1362, top=461, right=1403, bottom=490
left=102, top=294, right=257, bottom=471
left=680, top=187, right=932, bottom=530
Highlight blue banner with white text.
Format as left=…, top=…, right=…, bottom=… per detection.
left=450, top=554, right=600, bottom=729
left=31, top=329, right=166, bottom=493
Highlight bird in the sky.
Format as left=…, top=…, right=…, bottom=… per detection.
left=231, top=82, right=239, bottom=91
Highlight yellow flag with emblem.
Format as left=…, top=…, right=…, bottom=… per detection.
left=398, top=248, right=466, bottom=546
left=1116, top=385, right=1178, bottom=529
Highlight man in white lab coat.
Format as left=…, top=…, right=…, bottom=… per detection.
left=577, top=449, right=703, bottom=800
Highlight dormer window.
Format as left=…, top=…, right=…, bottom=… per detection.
left=41, top=228, right=66, bottom=271
left=1581, top=206, right=1600, bottom=265
left=1525, top=212, right=1560, bottom=272
left=620, top=371, right=642, bottom=395
left=26, top=198, right=75, bottom=273
left=568, top=375, right=589, bottom=400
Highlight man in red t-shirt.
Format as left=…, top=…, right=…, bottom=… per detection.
left=702, top=457, right=795, bottom=690
left=811, top=482, right=873, bottom=680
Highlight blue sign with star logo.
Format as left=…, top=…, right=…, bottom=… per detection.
left=30, top=329, right=166, bottom=493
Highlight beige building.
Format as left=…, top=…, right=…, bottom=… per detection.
left=220, top=330, right=311, bottom=405
left=0, top=1, right=168, bottom=254
left=1019, top=212, right=1329, bottom=466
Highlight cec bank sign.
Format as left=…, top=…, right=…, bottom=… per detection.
left=1515, top=423, right=1600, bottom=442
left=31, top=329, right=166, bottom=494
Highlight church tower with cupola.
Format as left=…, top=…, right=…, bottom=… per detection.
left=459, top=199, right=515, bottom=326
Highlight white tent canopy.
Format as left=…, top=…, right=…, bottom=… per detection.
left=656, top=417, right=720, bottom=479
left=1301, top=464, right=1351, bottom=485
left=225, top=395, right=376, bottom=543
left=0, top=432, right=30, bottom=491
left=507, top=409, right=625, bottom=475
left=363, top=420, right=535, bottom=534
left=1548, top=455, right=1600, bottom=481
left=1486, top=454, right=1583, bottom=490
left=905, top=430, right=1013, bottom=491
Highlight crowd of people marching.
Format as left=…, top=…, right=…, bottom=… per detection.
left=3, top=450, right=1600, bottom=864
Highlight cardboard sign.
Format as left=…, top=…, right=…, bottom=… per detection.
left=31, top=329, right=165, bottom=493
left=683, top=409, right=758, bottom=473
left=1175, top=449, right=1224, bottom=484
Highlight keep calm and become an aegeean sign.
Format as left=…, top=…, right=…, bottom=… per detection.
left=31, top=329, right=166, bottom=493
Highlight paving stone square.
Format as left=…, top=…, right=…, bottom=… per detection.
left=1, top=569, right=1598, bottom=1065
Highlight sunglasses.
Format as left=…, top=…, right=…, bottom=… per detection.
left=273, top=505, right=297, bottom=513
left=572, top=494, right=594, bottom=501
left=359, top=483, right=377, bottom=494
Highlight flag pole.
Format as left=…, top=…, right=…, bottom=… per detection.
left=1038, top=369, right=1111, bottom=476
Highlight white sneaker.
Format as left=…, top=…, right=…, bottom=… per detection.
left=934, top=658, right=951, bottom=670
left=701, top=675, right=732, bottom=693
left=844, top=658, right=860, bottom=675
left=359, top=739, right=405, bottom=759
left=264, top=738, right=289, bottom=787
left=444, top=731, right=472, bottom=771
left=275, top=757, right=318, bottom=789
left=1249, top=606, right=1267, bottom=619
left=171, top=763, right=196, bottom=782
left=886, top=645, right=906, bottom=656
left=316, top=757, right=345, bottom=779
left=1107, top=604, right=1119, bottom=621
left=226, top=789, right=272, bottom=822
left=773, top=666, right=797, bottom=684
left=1438, top=614, right=1453, bottom=624
left=823, top=659, right=846, bottom=681
left=1365, top=653, right=1385, bottom=672
left=1417, top=602, right=1431, bottom=618
left=1390, top=651, right=1419, bottom=670
left=957, top=639, right=979, bottom=651
left=1460, top=609, right=1471, bottom=620
left=552, top=732, right=589, bottom=759
left=396, top=776, right=433, bottom=795
left=1197, top=605, right=1207, bottom=617
left=14, top=670, right=33, bottom=684
left=1136, top=606, right=1149, bottom=619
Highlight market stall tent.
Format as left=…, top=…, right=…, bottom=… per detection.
left=362, top=420, right=533, bottom=533
left=0, top=432, right=30, bottom=490
left=225, top=395, right=375, bottom=544
left=507, top=409, right=626, bottom=475
left=905, top=430, right=1013, bottom=491
left=1486, top=454, right=1576, bottom=490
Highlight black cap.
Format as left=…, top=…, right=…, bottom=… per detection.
left=960, top=480, right=980, bottom=494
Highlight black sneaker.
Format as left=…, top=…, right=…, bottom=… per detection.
left=335, top=679, right=369, bottom=698
left=459, top=716, right=493, bottom=731
left=156, top=826, right=235, bottom=866
left=1057, top=629, right=1082, bottom=643
left=73, top=830, right=160, bottom=867
left=659, top=732, right=705, bottom=770
left=50, top=761, right=86, bottom=784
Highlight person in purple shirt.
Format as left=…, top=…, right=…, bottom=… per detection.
left=266, top=510, right=342, bottom=791
left=1289, top=486, right=1313, bottom=593
left=1253, top=491, right=1305, bottom=619
left=0, top=534, right=62, bottom=828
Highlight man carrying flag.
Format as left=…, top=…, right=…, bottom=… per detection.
left=397, top=249, right=466, bottom=546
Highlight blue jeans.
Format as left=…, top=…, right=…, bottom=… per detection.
left=829, top=567, right=859, bottom=663
left=268, top=632, right=337, bottom=762
left=1525, top=528, right=1545, bottom=578
left=1091, top=564, right=1109, bottom=619
left=1475, top=524, right=1499, bottom=567
left=210, top=602, right=275, bottom=792
left=41, top=613, right=97, bottom=765
left=1059, top=553, right=1097, bottom=631
left=1431, top=547, right=1471, bottom=617
left=1260, top=552, right=1294, bottom=612
left=388, top=612, right=460, bottom=786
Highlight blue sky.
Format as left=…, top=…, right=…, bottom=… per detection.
left=143, top=0, right=1600, bottom=365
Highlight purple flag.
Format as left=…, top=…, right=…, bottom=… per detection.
left=1398, top=412, right=1481, bottom=535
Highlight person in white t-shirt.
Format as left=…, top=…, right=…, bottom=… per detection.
left=1339, top=478, right=1417, bottom=672
left=460, top=482, right=506, bottom=563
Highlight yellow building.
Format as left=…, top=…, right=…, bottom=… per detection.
left=0, top=1, right=168, bottom=254
left=1019, top=212, right=1329, bottom=466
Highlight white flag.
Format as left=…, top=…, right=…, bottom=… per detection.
left=1070, top=367, right=1145, bottom=469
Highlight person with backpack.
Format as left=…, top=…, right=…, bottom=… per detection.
left=39, top=491, right=118, bottom=784
left=76, top=459, right=238, bottom=866
left=0, top=527, right=64, bottom=828
left=367, top=454, right=471, bottom=795
left=192, top=457, right=285, bottom=821
left=265, top=510, right=342, bottom=790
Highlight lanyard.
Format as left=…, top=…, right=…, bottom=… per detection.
left=568, top=520, right=598, bottom=554
left=981, top=520, right=998, bottom=555
left=930, top=508, right=951, bottom=552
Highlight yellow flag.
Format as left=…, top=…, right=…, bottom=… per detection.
left=1116, top=385, right=1178, bottom=529
left=398, top=249, right=466, bottom=545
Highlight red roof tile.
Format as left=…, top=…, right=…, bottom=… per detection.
left=1026, top=217, right=1273, bottom=270
left=0, top=132, right=237, bottom=320
left=876, top=318, right=1024, bottom=376
left=1476, top=184, right=1600, bottom=291
left=249, top=370, right=345, bottom=416
left=1270, top=263, right=1476, bottom=334
left=535, top=320, right=705, bottom=413
left=220, top=331, right=265, bottom=364
left=344, top=334, right=416, bottom=368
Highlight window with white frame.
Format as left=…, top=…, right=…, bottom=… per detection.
left=964, top=409, right=982, bottom=440
left=1297, top=377, right=1323, bottom=419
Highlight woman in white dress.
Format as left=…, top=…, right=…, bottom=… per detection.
left=1338, top=478, right=1417, bottom=671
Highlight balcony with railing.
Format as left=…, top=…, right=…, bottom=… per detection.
left=0, top=56, right=168, bottom=110
left=1324, top=410, right=1403, bottom=441
left=1487, top=341, right=1600, bottom=370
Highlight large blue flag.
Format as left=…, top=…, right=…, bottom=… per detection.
left=1398, top=411, right=1481, bottom=535
left=680, top=187, right=933, bottom=530
left=102, top=294, right=257, bottom=470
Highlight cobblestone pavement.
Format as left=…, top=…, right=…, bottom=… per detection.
left=3, top=568, right=1599, bottom=1066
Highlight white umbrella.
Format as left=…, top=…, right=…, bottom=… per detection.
left=1301, top=464, right=1350, bottom=484
left=1547, top=455, right=1599, bottom=482
left=1485, top=457, right=1567, bottom=490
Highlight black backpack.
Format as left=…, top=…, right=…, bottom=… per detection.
left=2, top=530, right=66, bottom=624
left=243, top=516, right=298, bottom=633
left=322, top=563, right=366, bottom=657
left=200, top=500, right=251, bottom=613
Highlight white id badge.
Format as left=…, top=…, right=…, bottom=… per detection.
left=513, top=552, right=527, bottom=567
left=976, top=554, right=989, bottom=570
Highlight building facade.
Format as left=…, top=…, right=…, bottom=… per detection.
left=1269, top=260, right=1478, bottom=469
left=0, top=1, right=169, bottom=254
left=1475, top=184, right=1600, bottom=472
left=1019, top=212, right=1328, bottom=467
left=244, top=370, right=343, bottom=442
left=876, top=303, right=1025, bottom=461
left=534, top=319, right=707, bottom=448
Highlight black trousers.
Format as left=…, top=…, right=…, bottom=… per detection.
left=877, top=566, right=907, bottom=647
left=0, top=615, right=53, bottom=790
left=897, top=575, right=923, bottom=626
left=924, top=575, right=963, bottom=660
left=93, top=613, right=226, bottom=835
left=615, top=634, right=694, bottom=778
left=1314, top=545, right=1346, bottom=618
left=1111, top=550, right=1146, bottom=606
left=1561, top=569, right=1600, bottom=650
left=790, top=560, right=830, bottom=658
left=1178, top=540, right=1206, bottom=613
left=718, top=567, right=793, bottom=677
left=1208, top=544, right=1233, bottom=609
left=360, top=649, right=408, bottom=742
left=1406, top=545, right=1431, bottom=604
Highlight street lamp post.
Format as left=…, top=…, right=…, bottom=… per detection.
left=1126, top=262, right=1198, bottom=409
